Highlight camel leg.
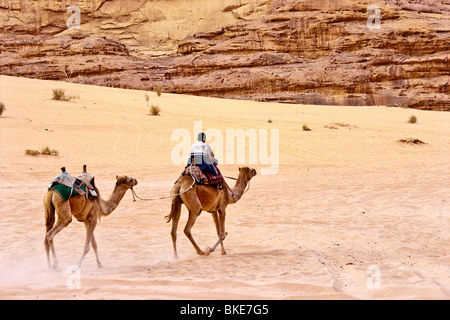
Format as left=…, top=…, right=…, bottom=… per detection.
left=44, top=197, right=56, bottom=269
left=170, top=204, right=182, bottom=260
left=184, top=208, right=205, bottom=255
left=45, top=203, right=72, bottom=270
left=219, top=208, right=227, bottom=255
left=206, top=209, right=227, bottom=256
left=90, top=233, right=102, bottom=268
left=78, top=219, right=97, bottom=268
left=44, top=236, right=51, bottom=269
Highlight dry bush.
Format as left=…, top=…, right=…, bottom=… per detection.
left=149, top=105, right=161, bottom=116
left=52, top=89, right=67, bottom=101
left=40, top=146, right=59, bottom=156
left=25, top=149, right=40, bottom=156
left=156, top=83, right=162, bottom=97
left=408, top=115, right=417, bottom=124
left=145, top=94, right=150, bottom=107
left=25, top=147, right=59, bottom=156
left=398, top=138, right=426, bottom=145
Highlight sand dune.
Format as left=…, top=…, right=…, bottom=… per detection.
left=0, top=75, right=448, bottom=299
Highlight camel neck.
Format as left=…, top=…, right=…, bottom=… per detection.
left=228, top=174, right=248, bottom=204
left=100, top=184, right=128, bottom=216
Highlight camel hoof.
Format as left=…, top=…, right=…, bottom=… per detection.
left=204, top=247, right=213, bottom=256
left=197, top=250, right=206, bottom=256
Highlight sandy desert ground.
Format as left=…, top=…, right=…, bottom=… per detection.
left=0, top=75, right=448, bottom=300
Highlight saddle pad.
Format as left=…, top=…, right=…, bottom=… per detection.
left=204, top=165, right=224, bottom=185
left=48, top=172, right=76, bottom=190
left=50, top=180, right=96, bottom=202
left=184, top=165, right=207, bottom=184
left=183, top=165, right=223, bottom=185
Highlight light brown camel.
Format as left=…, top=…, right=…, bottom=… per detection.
left=44, top=175, right=138, bottom=269
left=165, top=167, right=256, bottom=259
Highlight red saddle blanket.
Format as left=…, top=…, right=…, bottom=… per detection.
left=183, top=164, right=223, bottom=185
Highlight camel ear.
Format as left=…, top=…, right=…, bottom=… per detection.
left=115, top=175, right=124, bottom=186
left=239, top=167, right=241, bottom=171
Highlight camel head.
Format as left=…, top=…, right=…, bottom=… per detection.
left=115, top=175, right=138, bottom=189
left=238, top=167, right=257, bottom=181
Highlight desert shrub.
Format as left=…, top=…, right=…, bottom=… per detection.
left=149, top=105, right=161, bottom=116
left=408, top=115, right=417, bottom=124
left=26, top=147, right=59, bottom=156
left=52, top=89, right=75, bottom=101
left=267, top=119, right=272, bottom=123
left=40, top=146, right=59, bottom=156
left=398, top=138, right=426, bottom=145
left=25, top=149, right=40, bottom=156
left=302, top=124, right=311, bottom=131
left=0, top=102, right=5, bottom=116
left=52, top=88, right=68, bottom=101
left=156, top=83, right=162, bottom=97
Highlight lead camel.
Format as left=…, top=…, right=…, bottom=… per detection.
left=166, top=167, right=257, bottom=258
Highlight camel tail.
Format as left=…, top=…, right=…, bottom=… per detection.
left=44, top=193, right=56, bottom=232
left=165, top=182, right=182, bottom=223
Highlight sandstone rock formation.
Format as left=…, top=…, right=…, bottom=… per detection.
left=0, top=0, right=449, bottom=110
left=0, top=0, right=265, bottom=53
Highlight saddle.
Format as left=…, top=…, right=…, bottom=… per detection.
left=182, top=164, right=224, bottom=186
left=48, top=166, right=97, bottom=202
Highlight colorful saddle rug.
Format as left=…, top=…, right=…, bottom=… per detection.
left=49, top=181, right=97, bottom=202
left=48, top=172, right=97, bottom=202
left=183, top=164, right=223, bottom=185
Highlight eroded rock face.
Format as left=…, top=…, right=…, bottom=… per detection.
left=0, top=0, right=449, bottom=110
left=0, top=0, right=265, bottom=53
left=168, top=0, right=450, bottom=109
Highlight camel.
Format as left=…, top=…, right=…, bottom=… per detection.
left=44, top=175, right=138, bottom=269
left=165, top=166, right=257, bottom=259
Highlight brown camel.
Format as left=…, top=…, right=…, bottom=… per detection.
left=166, top=167, right=256, bottom=259
left=44, top=175, right=138, bottom=269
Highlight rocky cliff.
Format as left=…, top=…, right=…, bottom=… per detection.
left=0, top=0, right=449, bottom=110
